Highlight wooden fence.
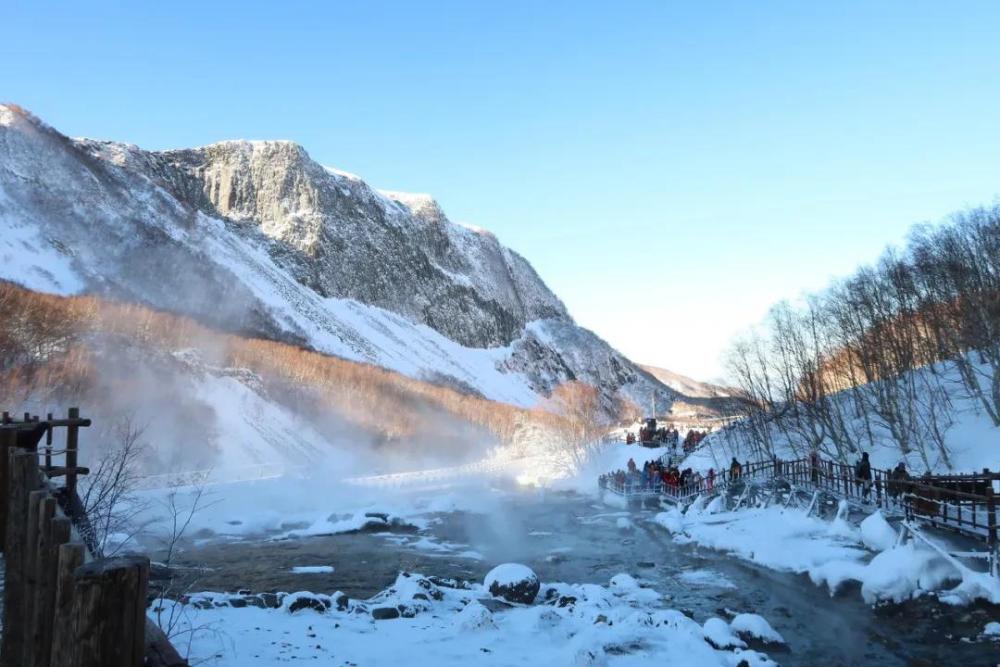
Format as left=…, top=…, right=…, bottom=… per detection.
left=602, top=454, right=998, bottom=548
left=0, top=409, right=186, bottom=667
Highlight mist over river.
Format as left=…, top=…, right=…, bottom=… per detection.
left=151, top=485, right=998, bottom=667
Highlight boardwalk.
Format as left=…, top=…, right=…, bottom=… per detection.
left=601, top=454, right=998, bottom=566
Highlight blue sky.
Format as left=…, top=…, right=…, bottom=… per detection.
left=5, top=1, right=1000, bottom=380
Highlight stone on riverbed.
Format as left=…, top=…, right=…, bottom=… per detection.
left=452, top=601, right=497, bottom=631
left=372, top=606, right=401, bottom=620
left=284, top=592, right=332, bottom=614
left=484, top=563, right=540, bottom=604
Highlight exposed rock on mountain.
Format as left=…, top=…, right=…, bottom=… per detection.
left=0, top=104, right=672, bottom=411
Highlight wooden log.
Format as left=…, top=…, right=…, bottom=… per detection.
left=2, top=449, right=42, bottom=666
left=61, top=556, right=150, bottom=667
left=0, top=428, right=15, bottom=552
left=144, top=619, right=189, bottom=667
left=29, top=498, right=60, bottom=667
left=50, top=542, right=86, bottom=667
left=42, top=465, right=92, bottom=479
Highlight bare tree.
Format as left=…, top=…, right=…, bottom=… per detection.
left=542, top=381, right=610, bottom=471
left=79, top=415, right=152, bottom=556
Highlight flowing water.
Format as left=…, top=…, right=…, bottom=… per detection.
left=157, top=486, right=999, bottom=667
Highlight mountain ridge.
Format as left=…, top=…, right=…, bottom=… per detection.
left=0, top=103, right=674, bottom=414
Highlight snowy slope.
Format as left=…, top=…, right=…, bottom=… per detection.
left=684, top=358, right=1000, bottom=475
left=0, top=104, right=673, bottom=411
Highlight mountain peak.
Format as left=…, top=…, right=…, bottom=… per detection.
left=379, top=190, right=446, bottom=224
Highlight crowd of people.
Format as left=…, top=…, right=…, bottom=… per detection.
left=599, top=456, right=720, bottom=497
left=682, top=429, right=708, bottom=452
left=623, top=423, right=710, bottom=453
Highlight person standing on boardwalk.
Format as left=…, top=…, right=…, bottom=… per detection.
left=855, top=452, right=873, bottom=501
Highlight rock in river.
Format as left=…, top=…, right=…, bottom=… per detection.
left=484, top=563, right=540, bottom=605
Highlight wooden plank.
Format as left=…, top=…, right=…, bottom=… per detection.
left=42, top=465, right=91, bottom=479
left=0, top=417, right=92, bottom=430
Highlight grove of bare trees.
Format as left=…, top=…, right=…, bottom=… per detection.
left=722, top=204, right=1000, bottom=471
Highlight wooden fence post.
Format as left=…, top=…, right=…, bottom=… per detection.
left=57, top=556, right=150, bottom=667
left=986, top=481, right=996, bottom=549
left=0, top=427, right=15, bottom=551
left=45, top=412, right=53, bottom=471
left=50, top=541, right=86, bottom=667
left=29, top=499, right=62, bottom=667
left=2, top=448, right=42, bottom=666
left=65, top=407, right=80, bottom=500
left=24, top=488, right=47, bottom=653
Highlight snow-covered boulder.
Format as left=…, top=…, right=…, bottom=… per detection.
left=609, top=573, right=639, bottom=594
left=702, top=616, right=747, bottom=649
left=654, top=508, right=684, bottom=533
left=616, top=516, right=633, bottom=530
left=452, top=601, right=497, bottom=631
left=704, top=496, right=726, bottom=514
left=984, top=621, right=1000, bottom=638
left=730, top=613, right=786, bottom=645
left=860, top=511, right=897, bottom=552
left=565, top=634, right=609, bottom=667
left=685, top=494, right=707, bottom=516
left=859, top=544, right=957, bottom=604
left=281, top=592, right=331, bottom=614
left=484, top=563, right=540, bottom=604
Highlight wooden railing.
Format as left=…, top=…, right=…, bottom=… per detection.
left=601, top=454, right=998, bottom=548
left=0, top=409, right=187, bottom=667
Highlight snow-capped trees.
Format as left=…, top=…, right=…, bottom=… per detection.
left=721, top=204, right=1000, bottom=469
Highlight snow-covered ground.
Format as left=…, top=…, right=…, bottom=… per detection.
left=131, top=435, right=1000, bottom=666
left=166, top=571, right=783, bottom=667
left=684, top=359, right=1000, bottom=476
left=651, top=498, right=1000, bottom=607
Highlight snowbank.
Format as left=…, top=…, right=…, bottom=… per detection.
left=729, top=613, right=786, bottom=645
left=289, top=565, right=334, bottom=574
left=171, top=571, right=781, bottom=666
left=651, top=504, right=997, bottom=607
left=859, top=511, right=897, bottom=552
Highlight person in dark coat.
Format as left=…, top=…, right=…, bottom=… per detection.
left=855, top=452, right=873, bottom=501
left=888, top=461, right=911, bottom=499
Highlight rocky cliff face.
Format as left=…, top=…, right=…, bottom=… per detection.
left=128, top=139, right=567, bottom=349
left=0, top=104, right=673, bottom=412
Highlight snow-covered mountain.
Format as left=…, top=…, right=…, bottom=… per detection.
left=639, top=365, right=733, bottom=399
left=0, top=104, right=672, bottom=411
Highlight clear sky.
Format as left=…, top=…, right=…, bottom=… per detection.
left=5, top=1, right=1000, bottom=381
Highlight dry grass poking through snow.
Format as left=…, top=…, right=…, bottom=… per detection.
left=0, top=281, right=570, bottom=444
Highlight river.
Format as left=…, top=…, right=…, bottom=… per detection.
left=155, top=485, right=998, bottom=667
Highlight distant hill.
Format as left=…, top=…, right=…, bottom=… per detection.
left=639, top=365, right=734, bottom=399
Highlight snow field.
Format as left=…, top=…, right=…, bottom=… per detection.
left=173, top=571, right=780, bottom=666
